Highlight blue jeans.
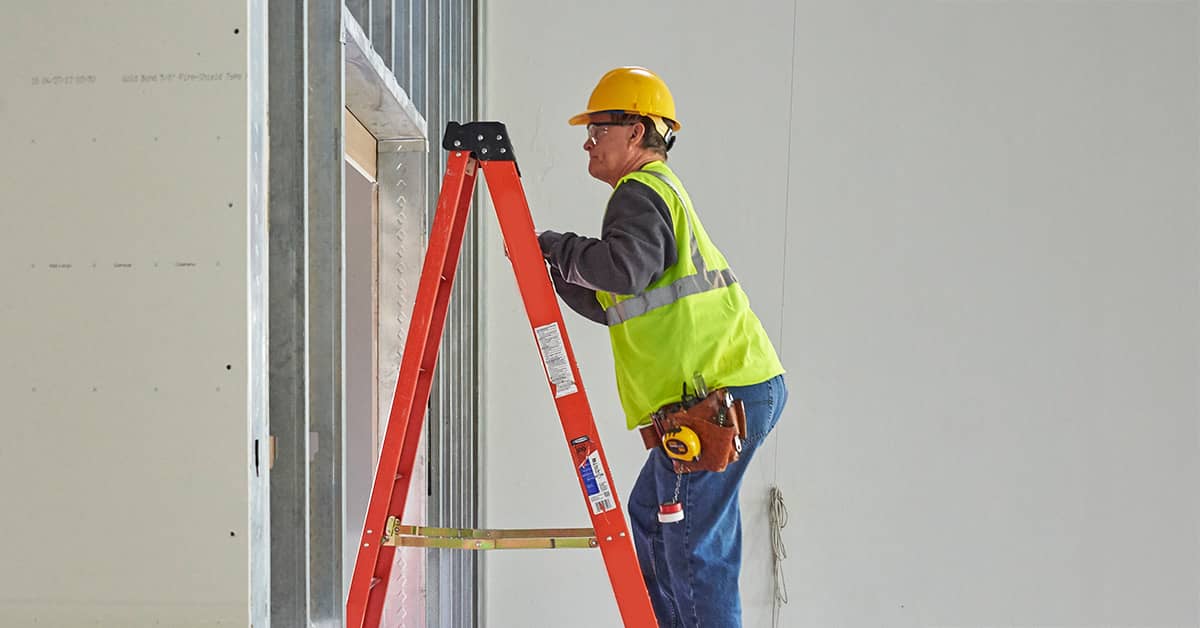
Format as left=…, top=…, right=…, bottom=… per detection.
left=629, top=374, right=788, bottom=628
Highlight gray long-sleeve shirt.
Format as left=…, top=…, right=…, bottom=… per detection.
left=538, top=179, right=678, bottom=325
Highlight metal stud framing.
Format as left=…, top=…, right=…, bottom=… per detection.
left=267, top=1, right=478, bottom=625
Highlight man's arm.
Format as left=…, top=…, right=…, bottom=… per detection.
left=538, top=180, right=677, bottom=295
left=547, top=266, right=607, bottom=324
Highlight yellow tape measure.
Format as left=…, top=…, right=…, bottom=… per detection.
left=662, top=426, right=701, bottom=462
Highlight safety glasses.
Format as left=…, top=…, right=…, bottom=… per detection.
left=585, top=121, right=633, bottom=145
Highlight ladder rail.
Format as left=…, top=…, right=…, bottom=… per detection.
left=346, top=152, right=479, bottom=628
left=482, top=159, right=656, bottom=627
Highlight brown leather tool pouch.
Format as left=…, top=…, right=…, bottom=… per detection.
left=654, top=390, right=745, bottom=474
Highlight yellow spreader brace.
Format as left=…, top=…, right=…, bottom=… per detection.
left=381, top=516, right=598, bottom=550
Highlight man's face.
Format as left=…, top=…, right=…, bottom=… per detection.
left=583, top=113, right=636, bottom=184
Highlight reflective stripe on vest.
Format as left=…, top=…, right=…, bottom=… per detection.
left=604, top=170, right=739, bottom=326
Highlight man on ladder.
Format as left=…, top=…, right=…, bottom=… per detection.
left=537, top=66, right=788, bottom=628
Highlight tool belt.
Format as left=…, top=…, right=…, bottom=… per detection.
left=639, top=389, right=747, bottom=474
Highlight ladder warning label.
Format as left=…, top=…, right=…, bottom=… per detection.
left=579, top=451, right=616, bottom=515
left=534, top=322, right=578, bottom=398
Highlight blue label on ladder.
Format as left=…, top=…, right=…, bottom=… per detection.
left=578, top=451, right=616, bottom=514
left=579, top=459, right=600, bottom=496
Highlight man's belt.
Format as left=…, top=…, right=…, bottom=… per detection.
left=639, top=422, right=664, bottom=450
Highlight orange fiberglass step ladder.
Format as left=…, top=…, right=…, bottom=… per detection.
left=345, top=121, right=658, bottom=628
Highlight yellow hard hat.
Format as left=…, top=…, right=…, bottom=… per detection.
left=568, top=66, right=681, bottom=132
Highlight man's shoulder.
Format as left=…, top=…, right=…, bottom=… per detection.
left=604, top=178, right=673, bottom=229
left=614, top=176, right=663, bottom=200
left=609, top=178, right=671, bottom=216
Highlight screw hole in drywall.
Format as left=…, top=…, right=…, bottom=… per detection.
left=234, top=28, right=240, bottom=34
left=226, top=364, right=232, bottom=370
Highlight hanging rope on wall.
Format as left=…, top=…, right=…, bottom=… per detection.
left=769, top=484, right=790, bottom=628
left=770, top=1, right=800, bottom=626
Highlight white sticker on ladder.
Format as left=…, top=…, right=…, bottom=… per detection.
left=533, top=322, right=578, bottom=398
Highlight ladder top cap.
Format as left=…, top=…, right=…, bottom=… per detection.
left=443, top=121, right=518, bottom=164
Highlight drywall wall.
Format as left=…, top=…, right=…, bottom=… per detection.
left=0, top=3, right=262, bottom=625
left=482, top=0, right=1200, bottom=626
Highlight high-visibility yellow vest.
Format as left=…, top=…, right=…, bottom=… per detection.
left=596, top=161, right=785, bottom=429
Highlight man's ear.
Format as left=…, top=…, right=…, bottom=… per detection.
left=628, top=120, right=646, bottom=145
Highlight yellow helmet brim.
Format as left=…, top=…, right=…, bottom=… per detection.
left=567, top=110, right=681, bottom=131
